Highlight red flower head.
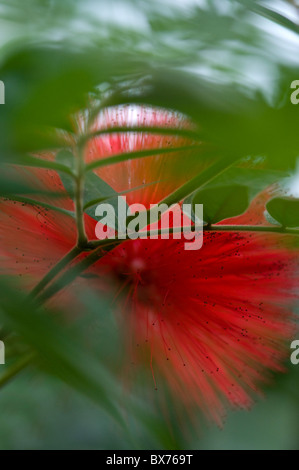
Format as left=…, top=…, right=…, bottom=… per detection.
left=0, top=106, right=297, bottom=425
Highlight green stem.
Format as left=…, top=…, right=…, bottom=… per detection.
left=236, top=0, right=299, bottom=35
left=0, top=353, right=35, bottom=389
left=74, top=144, right=88, bottom=248
left=37, top=240, right=117, bottom=304
left=13, top=155, right=75, bottom=177
left=3, top=196, right=75, bottom=218
left=30, top=152, right=299, bottom=306
left=156, top=154, right=240, bottom=208
left=29, top=155, right=249, bottom=300
left=81, top=126, right=202, bottom=146
left=83, top=181, right=157, bottom=211
left=35, top=222, right=299, bottom=303
left=88, top=227, right=194, bottom=248
left=85, top=145, right=202, bottom=173
left=207, top=224, right=299, bottom=235
left=144, top=153, right=240, bottom=225
left=87, top=224, right=299, bottom=249
left=29, top=246, right=83, bottom=299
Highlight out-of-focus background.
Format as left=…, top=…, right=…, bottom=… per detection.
left=0, top=0, right=299, bottom=449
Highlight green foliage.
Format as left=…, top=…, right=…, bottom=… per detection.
left=56, top=149, right=127, bottom=225
left=0, top=0, right=299, bottom=450
left=202, top=166, right=286, bottom=200
left=192, top=185, right=249, bottom=224
left=0, top=281, right=123, bottom=424
left=266, top=197, right=299, bottom=228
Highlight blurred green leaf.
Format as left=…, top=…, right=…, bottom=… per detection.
left=10, top=155, right=74, bottom=176
left=0, top=195, right=75, bottom=218
left=236, top=0, right=299, bottom=35
left=83, top=173, right=123, bottom=223
left=203, top=166, right=286, bottom=199
left=0, top=0, right=299, bottom=452
left=0, top=167, right=40, bottom=195
left=0, top=280, right=124, bottom=425
left=183, top=164, right=286, bottom=223
left=56, top=149, right=127, bottom=224
left=192, top=184, right=249, bottom=224
left=106, top=69, right=299, bottom=170
left=0, top=45, right=146, bottom=156
left=266, top=197, right=299, bottom=228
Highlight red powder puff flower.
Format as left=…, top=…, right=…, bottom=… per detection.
left=0, top=106, right=297, bottom=425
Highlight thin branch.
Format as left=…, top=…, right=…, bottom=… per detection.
left=30, top=155, right=244, bottom=300
left=29, top=246, right=83, bottom=299
left=30, top=152, right=299, bottom=305
left=144, top=154, right=241, bottom=227
left=157, top=155, right=240, bottom=207
left=12, top=156, right=75, bottom=177
left=88, top=226, right=196, bottom=248
left=36, top=240, right=118, bottom=304
left=83, top=181, right=158, bottom=211
left=0, top=353, right=35, bottom=389
left=86, top=224, right=299, bottom=249
left=236, top=0, right=299, bottom=35
left=207, top=224, right=299, bottom=235
left=74, top=144, right=88, bottom=248
left=35, top=222, right=299, bottom=303
left=85, top=145, right=202, bottom=173
left=80, top=126, right=202, bottom=146
left=3, top=196, right=75, bottom=218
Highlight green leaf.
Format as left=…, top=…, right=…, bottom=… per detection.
left=183, top=165, right=285, bottom=224
left=266, top=197, right=299, bottom=228
left=0, top=45, right=146, bottom=157
left=83, top=181, right=158, bottom=211
left=0, top=164, right=73, bottom=200
left=203, top=166, right=286, bottom=200
left=55, top=150, right=76, bottom=196
left=0, top=168, right=40, bottom=196
left=83, top=172, right=122, bottom=223
left=56, top=149, right=127, bottom=227
left=1, top=196, right=75, bottom=218
left=106, top=70, right=299, bottom=171
left=192, top=184, right=249, bottom=224
left=236, top=0, right=299, bottom=36
left=85, top=144, right=201, bottom=172
left=0, top=280, right=124, bottom=425
left=11, top=155, right=73, bottom=176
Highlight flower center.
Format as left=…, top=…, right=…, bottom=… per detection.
left=110, top=250, right=158, bottom=304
